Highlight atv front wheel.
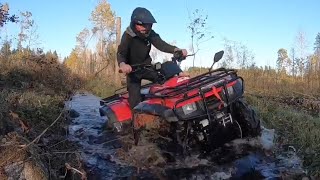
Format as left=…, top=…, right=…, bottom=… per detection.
left=232, top=98, right=261, bottom=137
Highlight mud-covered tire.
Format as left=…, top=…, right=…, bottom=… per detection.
left=232, top=98, right=261, bottom=137
left=106, top=116, right=116, bottom=129
left=99, top=106, right=115, bottom=129
left=106, top=118, right=132, bottom=136
left=100, top=105, right=130, bottom=134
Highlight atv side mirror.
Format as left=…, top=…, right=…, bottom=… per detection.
left=209, top=50, right=224, bottom=72
left=214, top=50, right=224, bottom=63
left=155, top=62, right=162, bottom=70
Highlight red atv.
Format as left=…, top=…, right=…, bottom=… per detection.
left=99, top=50, right=261, bottom=152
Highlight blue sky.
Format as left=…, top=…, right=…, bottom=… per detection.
left=2, top=0, right=320, bottom=68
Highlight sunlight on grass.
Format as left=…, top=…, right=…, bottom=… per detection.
left=246, top=94, right=320, bottom=176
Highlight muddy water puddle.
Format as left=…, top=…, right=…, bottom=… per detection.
left=65, top=92, right=306, bottom=179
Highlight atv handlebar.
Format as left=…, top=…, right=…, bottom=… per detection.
left=118, top=63, right=154, bottom=74
left=172, top=50, right=185, bottom=62
left=118, top=50, right=194, bottom=74
left=172, top=50, right=195, bottom=63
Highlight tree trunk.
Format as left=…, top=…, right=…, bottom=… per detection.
left=114, top=17, right=121, bottom=86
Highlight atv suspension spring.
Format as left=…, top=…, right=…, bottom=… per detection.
left=174, top=122, right=191, bottom=155
left=182, top=122, right=191, bottom=153
left=235, top=120, right=243, bottom=138
left=174, top=122, right=184, bottom=145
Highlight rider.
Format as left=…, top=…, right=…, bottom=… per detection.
left=117, top=7, right=188, bottom=109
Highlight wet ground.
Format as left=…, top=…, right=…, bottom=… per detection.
left=65, top=92, right=307, bottom=180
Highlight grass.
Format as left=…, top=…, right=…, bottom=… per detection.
left=84, top=76, right=121, bottom=98
left=245, top=93, right=320, bottom=176
left=0, top=55, right=84, bottom=179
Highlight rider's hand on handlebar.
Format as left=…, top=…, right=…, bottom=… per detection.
left=119, top=62, right=132, bottom=74
left=174, top=48, right=188, bottom=57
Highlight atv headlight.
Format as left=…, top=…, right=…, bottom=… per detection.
left=182, top=103, right=197, bottom=115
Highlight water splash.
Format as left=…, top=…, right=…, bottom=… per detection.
left=66, top=92, right=307, bottom=179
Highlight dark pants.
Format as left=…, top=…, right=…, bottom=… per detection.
left=127, top=69, right=159, bottom=109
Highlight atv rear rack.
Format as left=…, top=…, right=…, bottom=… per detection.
left=100, top=82, right=154, bottom=106
left=113, top=82, right=154, bottom=95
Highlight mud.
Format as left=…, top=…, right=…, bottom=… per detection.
left=66, top=92, right=308, bottom=179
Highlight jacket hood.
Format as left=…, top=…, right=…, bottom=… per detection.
left=125, top=26, right=137, bottom=37
left=126, top=24, right=151, bottom=39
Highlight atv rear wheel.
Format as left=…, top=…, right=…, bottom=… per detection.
left=106, top=116, right=132, bottom=135
left=106, top=117, right=123, bottom=133
left=231, top=98, right=261, bottom=137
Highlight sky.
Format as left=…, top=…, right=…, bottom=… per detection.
left=2, top=0, right=320, bottom=69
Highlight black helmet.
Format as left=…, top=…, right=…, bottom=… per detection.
left=131, top=7, right=157, bottom=25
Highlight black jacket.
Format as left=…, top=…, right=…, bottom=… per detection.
left=117, top=26, right=177, bottom=66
